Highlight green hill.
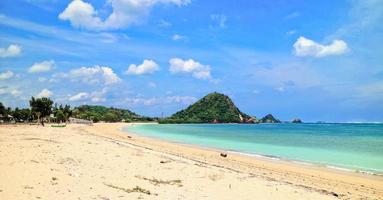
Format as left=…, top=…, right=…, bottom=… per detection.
left=72, top=105, right=153, bottom=123
left=260, top=114, right=281, bottom=123
left=159, top=92, right=254, bottom=123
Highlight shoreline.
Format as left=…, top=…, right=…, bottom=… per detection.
left=1, top=123, right=382, bottom=199
left=110, top=123, right=383, bottom=197
left=123, top=123, right=383, bottom=177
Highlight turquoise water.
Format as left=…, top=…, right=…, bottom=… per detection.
left=123, top=123, right=383, bottom=173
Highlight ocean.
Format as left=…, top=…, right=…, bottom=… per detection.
left=123, top=123, right=383, bottom=174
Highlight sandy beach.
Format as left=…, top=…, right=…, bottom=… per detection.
left=0, top=123, right=382, bottom=200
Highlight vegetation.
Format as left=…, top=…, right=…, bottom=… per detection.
left=103, top=183, right=152, bottom=195
left=29, top=97, right=53, bottom=123
left=52, top=104, right=72, bottom=123
left=72, top=105, right=154, bottom=123
left=12, top=108, right=32, bottom=122
left=1, top=98, right=153, bottom=123
left=159, top=92, right=254, bottom=123
left=260, top=114, right=281, bottom=123
left=135, top=175, right=183, bottom=187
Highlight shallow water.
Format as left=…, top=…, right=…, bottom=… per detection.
left=123, top=123, right=383, bottom=173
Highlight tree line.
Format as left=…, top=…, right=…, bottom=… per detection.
left=0, top=97, right=72, bottom=124
left=0, top=97, right=155, bottom=124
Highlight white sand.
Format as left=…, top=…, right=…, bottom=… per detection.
left=0, top=123, right=381, bottom=200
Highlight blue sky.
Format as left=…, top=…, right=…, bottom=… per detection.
left=0, top=0, right=382, bottom=122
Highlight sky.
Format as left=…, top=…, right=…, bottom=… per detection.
left=0, top=0, right=382, bottom=122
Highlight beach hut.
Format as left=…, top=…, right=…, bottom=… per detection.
left=68, top=117, right=93, bottom=125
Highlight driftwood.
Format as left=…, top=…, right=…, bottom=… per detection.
left=220, top=152, right=227, bottom=158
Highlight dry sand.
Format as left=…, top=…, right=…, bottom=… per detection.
left=0, top=123, right=382, bottom=200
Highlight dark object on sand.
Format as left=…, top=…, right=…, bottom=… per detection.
left=220, top=153, right=228, bottom=158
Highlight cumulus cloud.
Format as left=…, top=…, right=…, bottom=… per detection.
left=69, top=92, right=88, bottom=101
left=28, top=60, right=54, bottom=73
left=68, top=88, right=108, bottom=102
left=126, top=59, right=159, bottom=75
left=293, top=36, right=349, bottom=57
left=0, top=44, right=21, bottom=58
left=169, top=58, right=212, bottom=80
left=68, top=66, right=121, bottom=85
left=37, top=89, right=53, bottom=98
left=59, top=0, right=190, bottom=30
left=0, top=71, right=14, bottom=80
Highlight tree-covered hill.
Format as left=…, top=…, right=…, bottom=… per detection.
left=72, top=105, right=153, bottom=122
left=260, top=114, right=281, bottom=123
left=159, top=92, right=254, bottom=123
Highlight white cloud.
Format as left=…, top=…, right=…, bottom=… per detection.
left=125, top=97, right=159, bottom=106
left=355, top=81, right=383, bottom=102
left=293, top=36, right=349, bottom=57
left=169, top=58, right=212, bottom=80
left=158, top=19, right=172, bottom=28
left=0, top=44, right=21, bottom=58
left=0, top=86, right=21, bottom=97
left=59, top=0, right=190, bottom=31
left=126, top=59, right=159, bottom=75
left=0, top=71, right=14, bottom=80
left=125, top=95, right=197, bottom=106
left=284, top=12, right=300, bottom=20
left=172, top=34, right=184, bottom=41
left=69, top=92, right=89, bottom=101
left=90, top=87, right=108, bottom=102
left=165, top=95, right=197, bottom=105
left=28, top=60, right=54, bottom=73
left=68, top=88, right=108, bottom=102
left=68, top=65, right=121, bottom=85
left=10, top=89, right=21, bottom=97
left=286, top=30, right=297, bottom=35
left=252, top=63, right=322, bottom=89
left=210, top=14, right=227, bottom=28
left=334, top=0, right=383, bottom=37
left=0, top=87, right=7, bottom=95
left=37, top=89, right=53, bottom=98
left=275, top=87, right=285, bottom=92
